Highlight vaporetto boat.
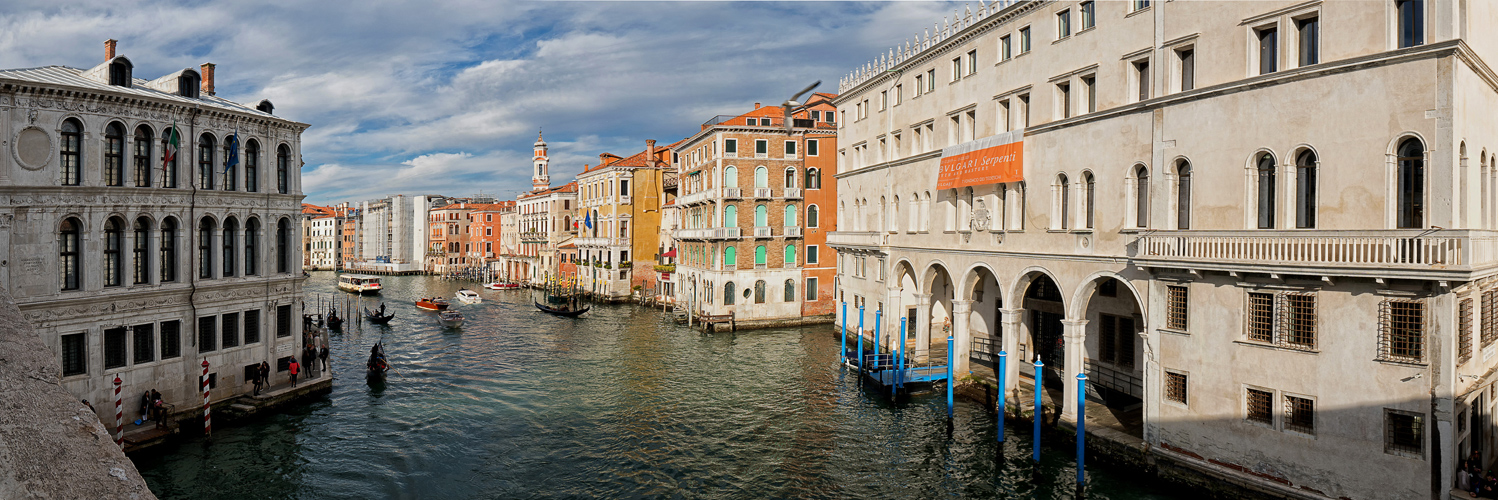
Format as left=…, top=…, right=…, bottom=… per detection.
left=337, top=274, right=383, bottom=295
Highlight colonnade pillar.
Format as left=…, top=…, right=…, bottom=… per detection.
left=885, top=286, right=903, bottom=352
left=1000, top=308, right=1024, bottom=399
left=1061, top=319, right=1088, bottom=421
left=950, top=299, right=973, bottom=374
left=915, top=293, right=932, bottom=362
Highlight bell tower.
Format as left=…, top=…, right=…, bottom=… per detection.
left=532, top=130, right=550, bottom=191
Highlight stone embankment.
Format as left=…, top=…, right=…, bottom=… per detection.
left=0, top=288, right=156, bottom=499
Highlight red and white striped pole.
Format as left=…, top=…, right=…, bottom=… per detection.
left=201, top=359, right=211, bottom=436
left=112, top=374, right=123, bottom=446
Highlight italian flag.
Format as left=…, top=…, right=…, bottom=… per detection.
left=162, top=119, right=180, bottom=187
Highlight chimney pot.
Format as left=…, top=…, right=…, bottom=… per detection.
left=754, top=102, right=761, bottom=109
left=104, top=39, right=117, bottom=60
left=199, top=63, right=216, bottom=96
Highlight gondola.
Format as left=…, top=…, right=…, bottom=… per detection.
left=367, top=342, right=389, bottom=379
left=437, top=310, right=465, bottom=328
left=327, top=309, right=344, bottom=331
left=535, top=300, right=590, bottom=317
left=364, top=306, right=396, bottom=324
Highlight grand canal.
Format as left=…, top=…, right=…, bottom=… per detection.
left=133, top=273, right=1185, bottom=499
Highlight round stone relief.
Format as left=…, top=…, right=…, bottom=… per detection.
left=14, top=126, right=51, bottom=171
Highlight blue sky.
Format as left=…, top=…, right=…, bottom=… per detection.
left=1, top=0, right=961, bottom=205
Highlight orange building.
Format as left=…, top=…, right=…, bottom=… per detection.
left=800, top=129, right=837, bottom=316
left=468, top=201, right=514, bottom=271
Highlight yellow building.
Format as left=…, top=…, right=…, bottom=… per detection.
left=574, top=139, right=679, bottom=301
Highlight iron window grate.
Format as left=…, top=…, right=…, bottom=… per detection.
left=1246, top=292, right=1274, bottom=343
left=1484, top=290, right=1497, bottom=347
left=1379, top=300, right=1425, bottom=364
left=1282, top=293, right=1316, bottom=350
left=1460, top=298, right=1474, bottom=365
left=1246, top=388, right=1273, bottom=425
left=1165, top=371, right=1187, bottom=405
left=1166, top=285, right=1188, bottom=331
left=1385, top=409, right=1423, bottom=456
left=1285, top=395, right=1314, bottom=434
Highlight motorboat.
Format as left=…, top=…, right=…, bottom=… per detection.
left=364, top=305, right=396, bottom=324
left=415, top=297, right=451, bottom=311
left=455, top=289, right=482, bottom=304
left=437, top=310, right=465, bottom=328
left=337, top=274, right=383, bottom=294
left=484, top=282, right=521, bottom=290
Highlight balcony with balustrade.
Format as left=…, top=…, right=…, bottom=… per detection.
left=783, top=226, right=803, bottom=238
left=520, top=231, right=548, bottom=243
left=827, top=231, right=888, bottom=248
left=753, top=226, right=774, bottom=238
left=1134, top=230, right=1498, bottom=279
left=783, top=188, right=802, bottom=199
left=675, top=188, right=716, bottom=207
left=575, top=237, right=622, bottom=248
left=675, top=227, right=742, bottom=240
left=753, top=188, right=774, bottom=199
left=722, top=188, right=742, bottom=199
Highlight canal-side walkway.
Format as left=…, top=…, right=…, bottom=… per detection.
left=122, top=371, right=332, bottom=454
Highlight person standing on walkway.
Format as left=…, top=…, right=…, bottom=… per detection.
left=151, top=390, right=166, bottom=430
left=289, top=357, right=300, bottom=387
left=258, top=361, right=271, bottom=393
left=252, top=364, right=264, bottom=396
left=319, top=343, right=330, bottom=372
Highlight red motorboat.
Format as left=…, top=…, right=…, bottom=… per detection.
left=415, top=297, right=450, bottom=311
left=484, top=282, right=521, bottom=290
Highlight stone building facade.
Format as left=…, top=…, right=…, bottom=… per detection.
left=0, top=41, right=309, bottom=425
left=575, top=140, right=676, bottom=301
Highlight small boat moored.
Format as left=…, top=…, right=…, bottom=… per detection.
left=535, top=300, right=590, bottom=317
left=415, top=297, right=451, bottom=311
left=437, top=310, right=465, bottom=328
left=337, top=274, right=383, bottom=295
left=455, top=289, right=482, bottom=304
left=484, top=282, right=521, bottom=290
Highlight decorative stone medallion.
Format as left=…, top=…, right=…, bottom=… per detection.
left=14, top=126, right=51, bottom=171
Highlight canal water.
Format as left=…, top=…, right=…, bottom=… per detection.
left=133, top=272, right=1185, bottom=499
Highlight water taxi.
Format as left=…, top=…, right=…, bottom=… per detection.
left=455, top=289, right=482, bottom=304
left=484, top=282, right=521, bottom=290
left=415, top=297, right=451, bottom=311
left=337, top=274, right=383, bottom=295
left=437, top=310, right=465, bottom=328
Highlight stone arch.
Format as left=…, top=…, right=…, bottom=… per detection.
left=1009, top=266, right=1065, bottom=311
left=1066, top=270, right=1147, bottom=322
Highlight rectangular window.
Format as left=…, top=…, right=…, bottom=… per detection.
left=160, top=320, right=181, bottom=359
left=1258, top=26, right=1278, bottom=75
left=806, top=277, right=819, bottom=301
left=1000, top=35, right=1012, bottom=60
left=967, top=50, right=977, bottom=75
left=132, top=324, right=154, bottom=364
left=1246, top=388, right=1274, bottom=425
left=1247, top=292, right=1275, bottom=342
left=1380, top=299, right=1425, bottom=364
left=807, top=139, right=819, bottom=156
left=999, top=100, right=1011, bottom=131
left=1166, top=285, right=1189, bottom=331
left=1397, top=0, right=1424, bottom=48
left=1297, top=16, right=1320, bottom=66
left=1178, top=48, right=1195, bottom=91
left=914, top=75, right=924, bottom=96
left=926, top=69, right=936, bottom=91
left=1019, top=94, right=1030, bottom=127
left=198, top=316, right=217, bottom=353
left=62, top=332, right=87, bottom=376
left=894, top=85, right=902, bottom=105
left=1385, top=409, right=1424, bottom=456
left=879, top=90, right=887, bottom=110
left=1020, top=27, right=1032, bottom=53
left=952, top=58, right=962, bottom=81
left=1165, top=371, right=1188, bottom=405
left=104, top=327, right=127, bottom=369
left=1284, top=293, right=1316, bottom=349
left=222, top=312, right=240, bottom=349
left=724, top=139, right=737, bottom=155
left=1057, top=9, right=1071, bottom=39
left=784, top=141, right=797, bottom=156
left=1460, top=298, right=1474, bottom=365
left=1082, top=76, right=1096, bottom=113
left=1133, top=0, right=1150, bottom=11
left=1135, top=60, right=1151, bottom=101
left=755, top=140, right=767, bottom=156
left=245, top=309, right=261, bottom=345
left=277, top=304, right=292, bottom=338
left=807, top=244, right=819, bottom=264
left=1081, top=1, right=1095, bottom=30
left=1057, top=82, right=1071, bottom=119
left=1285, top=395, right=1315, bottom=434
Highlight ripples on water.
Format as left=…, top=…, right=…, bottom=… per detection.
left=133, top=273, right=1183, bottom=499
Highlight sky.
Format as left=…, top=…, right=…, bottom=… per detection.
left=0, top=0, right=964, bottom=205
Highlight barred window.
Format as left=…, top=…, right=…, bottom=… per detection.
left=1285, top=395, right=1314, bottom=434
left=1165, top=371, right=1188, bottom=405
left=1385, top=409, right=1423, bottom=456
left=1247, top=292, right=1275, bottom=342
left=1483, top=290, right=1497, bottom=347
left=244, top=310, right=261, bottom=345
left=104, top=327, right=127, bottom=369
left=1283, top=293, right=1316, bottom=349
left=222, top=312, right=240, bottom=348
left=1460, top=298, right=1474, bottom=365
left=1166, top=285, right=1188, bottom=331
left=277, top=304, right=292, bottom=337
left=160, top=320, right=181, bottom=359
left=61, top=332, right=87, bottom=376
left=132, top=324, right=154, bottom=364
left=1379, top=300, right=1425, bottom=364
left=198, top=316, right=217, bottom=352
left=1246, top=388, right=1273, bottom=425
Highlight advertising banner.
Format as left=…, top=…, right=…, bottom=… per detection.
left=935, top=130, right=1024, bottom=190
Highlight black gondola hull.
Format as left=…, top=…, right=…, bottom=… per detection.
left=535, top=301, right=590, bottom=317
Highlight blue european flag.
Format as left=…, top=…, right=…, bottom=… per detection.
left=224, top=128, right=240, bottom=175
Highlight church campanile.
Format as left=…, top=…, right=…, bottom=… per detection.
left=532, top=130, right=550, bottom=191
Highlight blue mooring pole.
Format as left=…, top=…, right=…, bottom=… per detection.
left=946, top=335, right=955, bottom=420
left=873, top=310, right=882, bottom=361
left=856, top=307, right=866, bottom=373
left=839, top=302, right=847, bottom=365
left=895, top=317, right=906, bottom=399
left=1033, top=359, right=1043, bottom=463
left=1077, top=373, right=1088, bottom=488
left=997, top=351, right=1007, bottom=443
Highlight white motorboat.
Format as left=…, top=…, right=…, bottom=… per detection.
left=455, top=289, right=482, bottom=304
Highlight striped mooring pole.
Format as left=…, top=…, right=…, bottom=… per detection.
left=201, top=359, right=211, bottom=436
left=112, top=375, right=123, bottom=446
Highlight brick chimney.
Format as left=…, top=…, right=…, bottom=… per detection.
left=104, top=39, right=117, bottom=60
left=646, top=140, right=657, bottom=167
left=199, top=63, right=216, bottom=96
left=754, top=102, right=761, bottom=109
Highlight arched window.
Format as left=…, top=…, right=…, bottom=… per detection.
left=277, top=145, right=291, bottom=194
left=785, top=244, right=797, bottom=264
left=222, top=218, right=238, bottom=277
left=784, top=279, right=796, bottom=302
left=104, top=217, right=123, bottom=287
left=198, top=134, right=216, bottom=190
left=724, top=282, right=736, bottom=305
left=198, top=218, right=215, bottom=279
left=754, top=245, right=767, bottom=266
left=104, top=123, right=125, bottom=186
left=754, top=280, right=767, bottom=304
left=806, top=168, right=821, bottom=189
left=1176, top=161, right=1191, bottom=230
left=724, top=246, right=736, bottom=267
left=162, top=127, right=180, bottom=188
left=1135, top=166, right=1149, bottom=228
left=1056, top=174, right=1070, bottom=230
left=60, top=218, right=81, bottom=290
left=223, top=139, right=237, bottom=191
left=785, top=205, right=797, bottom=226
left=1295, top=150, right=1317, bottom=228
left=133, top=217, right=150, bottom=285
left=1397, top=138, right=1425, bottom=228
left=1083, top=172, right=1096, bottom=229
left=277, top=218, right=291, bottom=273
left=754, top=166, right=769, bottom=188
left=785, top=167, right=797, bottom=189
left=245, top=218, right=259, bottom=276
left=723, top=166, right=738, bottom=188
left=724, top=205, right=737, bottom=227
left=160, top=218, right=177, bottom=282
left=1256, top=153, right=1277, bottom=229
left=755, top=205, right=768, bottom=227
left=244, top=140, right=259, bottom=193
left=807, top=204, right=820, bottom=228
left=60, top=119, right=82, bottom=186
left=133, top=126, right=153, bottom=187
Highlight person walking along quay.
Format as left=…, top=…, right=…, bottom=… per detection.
left=289, top=358, right=300, bottom=388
